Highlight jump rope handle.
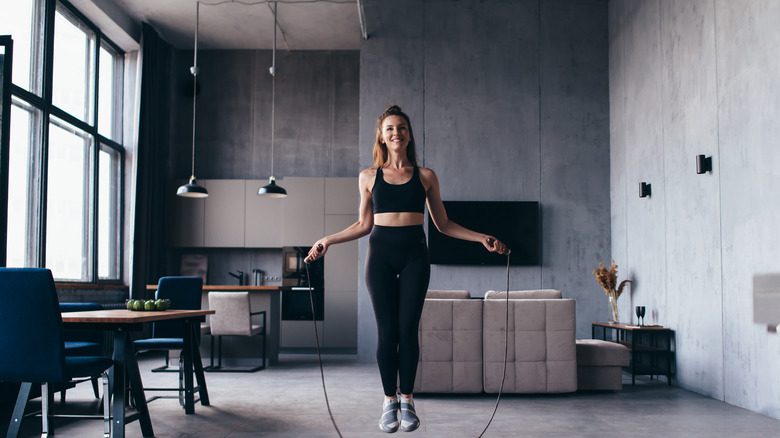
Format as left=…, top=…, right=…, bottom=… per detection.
left=487, top=237, right=511, bottom=255
left=304, top=244, right=324, bottom=264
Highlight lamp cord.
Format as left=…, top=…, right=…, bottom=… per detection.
left=305, top=260, right=343, bottom=438
left=190, top=1, right=200, bottom=178
left=478, top=252, right=511, bottom=438
left=270, top=1, right=277, bottom=179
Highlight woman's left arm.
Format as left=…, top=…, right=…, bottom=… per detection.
left=421, top=168, right=510, bottom=255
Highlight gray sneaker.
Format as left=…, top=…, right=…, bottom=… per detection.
left=379, top=396, right=400, bottom=433
left=399, top=397, right=420, bottom=432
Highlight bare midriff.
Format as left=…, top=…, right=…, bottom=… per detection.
left=373, top=212, right=424, bottom=227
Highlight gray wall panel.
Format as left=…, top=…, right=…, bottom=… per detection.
left=622, top=0, right=667, bottom=326
left=540, top=0, right=611, bottom=339
left=660, top=0, right=723, bottom=399
left=198, top=51, right=255, bottom=179
left=423, top=0, right=543, bottom=293
left=715, top=0, right=780, bottom=419
left=169, top=49, right=360, bottom=180
left=609, top=0, right=629, bottom=321
left=610, top=0, right=780, bottom=419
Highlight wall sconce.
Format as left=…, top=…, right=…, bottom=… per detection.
left=639, top=182, right=651, bottom=198
left=696, top=154, right=712, bottom=174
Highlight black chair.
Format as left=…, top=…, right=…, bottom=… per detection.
left=133, top=276, right=203, bottom=405
left=0, top=268, right=113, bottom=438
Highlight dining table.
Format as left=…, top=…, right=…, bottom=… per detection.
left=61, top=308, right=215, bottom=438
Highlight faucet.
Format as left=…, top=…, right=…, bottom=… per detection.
left=228, top=270, right=244, bottom=285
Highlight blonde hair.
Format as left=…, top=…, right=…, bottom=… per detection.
left=372, top=105, right=420, bottom=169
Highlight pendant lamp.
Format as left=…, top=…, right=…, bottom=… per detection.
left=258, top=2, right=287, bottom=198
left=178, top=1, right=208, bottom=198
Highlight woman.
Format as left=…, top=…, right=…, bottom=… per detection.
left=307, top=105, right=508, bottom=433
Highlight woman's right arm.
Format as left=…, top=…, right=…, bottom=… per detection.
left=306, top=170, right=374, bottom=261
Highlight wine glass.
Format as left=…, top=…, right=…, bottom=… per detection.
left=635, top=306, right=646, bottom=326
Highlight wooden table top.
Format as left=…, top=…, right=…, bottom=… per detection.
left=61, top=309, right=214, bottom=324
left=592, top=321, right=669, bottom=331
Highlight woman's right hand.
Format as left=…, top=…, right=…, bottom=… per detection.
left=305, top=240, right=328, bottom=262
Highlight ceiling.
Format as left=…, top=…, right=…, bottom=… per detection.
left=107, top=0, right=363, bottom=51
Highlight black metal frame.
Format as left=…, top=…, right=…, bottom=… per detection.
left=5, top=0, right=125, bottom=283
left=206, top=310, right=267, bottom=373
left=0, top=35, right=13, bottom=267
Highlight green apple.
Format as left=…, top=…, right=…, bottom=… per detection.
left=133, top=300, right=144, bottom=311
left=144, top=300, right=156, bottom=311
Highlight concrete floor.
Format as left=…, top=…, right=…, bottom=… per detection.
left=5, top=353, right=779, bottom=438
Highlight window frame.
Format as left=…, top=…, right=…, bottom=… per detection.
left=5, top=0, right=125, bottom=285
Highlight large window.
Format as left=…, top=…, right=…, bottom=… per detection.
left=3, top=0, right=124, bottom=282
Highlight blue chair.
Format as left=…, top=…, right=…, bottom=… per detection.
left=0, top=268, right=113, bottom=438
left=133, top=276, right=203, bottom=405
left=60, top=302, right=105, bottom=400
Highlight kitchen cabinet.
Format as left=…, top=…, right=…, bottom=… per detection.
left=325, top=177, right=359, bottom=214
left=165, top=179, right=205, bottom=247
left=323, top=214, right=358, bottom=349
left=244, top=180, right=284, bottom=247
left=279, top=177, right=325, bottom=246
left=203, top=180, right=246, bottom=247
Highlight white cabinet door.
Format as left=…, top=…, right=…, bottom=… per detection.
left=245, top=180, right=284, bottom=247
left=323, top=214, right=358, bottom=348
left=325, top=177, right=359, bottom=215
left=165, top=179, right=205, bottom=247
left=280, top=177, right=325, bottom=246
left=203, top=180, right=246, bottom=247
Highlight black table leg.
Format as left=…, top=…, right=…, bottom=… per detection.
left=114, top=330, right=155, bottom=438
left=7, top=382, right=32, bottom=438
left=190, top=323, right=210, bottom=406
left=182, top=321, right=195, bottom=414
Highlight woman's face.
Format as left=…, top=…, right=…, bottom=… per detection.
left=380, top=115, right=410, bottom=154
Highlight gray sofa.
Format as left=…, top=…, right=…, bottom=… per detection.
left=414, top=289, right=578, bottom=394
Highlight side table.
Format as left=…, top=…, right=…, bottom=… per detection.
left=591, top=322, right=675, bottom=385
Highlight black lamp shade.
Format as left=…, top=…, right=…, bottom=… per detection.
left=177, top=177, right=209, bottom=198
left=257, top=176, right=287, bottom=198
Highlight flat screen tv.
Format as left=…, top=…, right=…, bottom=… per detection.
left=428, top=201, right=540, bottom=266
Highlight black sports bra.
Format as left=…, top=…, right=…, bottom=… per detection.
left=372, top=166, right=426, bottom=214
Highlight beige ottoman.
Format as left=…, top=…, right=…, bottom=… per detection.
left=576, top=339, right=629, bottom=390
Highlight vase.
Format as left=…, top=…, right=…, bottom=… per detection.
left=608, top=294, right=619, bottom=323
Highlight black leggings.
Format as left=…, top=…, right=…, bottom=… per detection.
left=365, top=225, right=431, bottom=397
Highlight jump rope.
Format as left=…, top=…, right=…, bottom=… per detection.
left=304, top=241, right=511, bottom=438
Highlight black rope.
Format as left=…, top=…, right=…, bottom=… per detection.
left=305, top=260, right=343, bottom=438
left=478, top=252, right=511, bottom=437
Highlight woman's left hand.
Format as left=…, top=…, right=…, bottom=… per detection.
left=483, top=236, right=510, bottom=255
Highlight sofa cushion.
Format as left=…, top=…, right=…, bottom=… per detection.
left=484, top=289, right=562, bottom=300
left=415, top=293, right=483, bottom=393
left=576, top=339, right=629, bottom=367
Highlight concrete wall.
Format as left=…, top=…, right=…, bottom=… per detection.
left=169, top=49, right=360, bottom=180
left=358, top=0, right=611, bottom=362
left=610, top=0, right=780, bottom=420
